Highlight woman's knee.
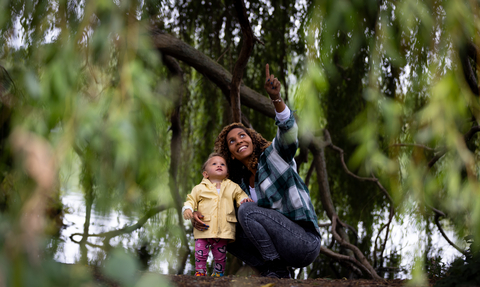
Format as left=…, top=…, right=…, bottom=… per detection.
left=237, top=202, right=258, bottom=222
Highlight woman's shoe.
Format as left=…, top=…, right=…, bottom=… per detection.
left=195, top=271, right=206, bottom=276
left=211, top=272, right=224, bottom=277
left=260, top=259, right=291, bottom=279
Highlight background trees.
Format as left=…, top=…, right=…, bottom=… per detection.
left=0, top=0, right=479, bottom=285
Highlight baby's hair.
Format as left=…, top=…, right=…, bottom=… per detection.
left=201, top=152, right=227, bottom=172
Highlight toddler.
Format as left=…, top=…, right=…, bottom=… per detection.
left=182, top=153, right=252, bottom=277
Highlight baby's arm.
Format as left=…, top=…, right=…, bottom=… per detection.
left=233, top=185, right=253, bottom=206
left=183, top=187, right=198, bottom=220
left=240, top=198, right=253, bottom=204
left=183, top=208, right=193, bottom=219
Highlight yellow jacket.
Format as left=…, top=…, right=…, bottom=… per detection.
left=184, top=178, right=249, bottom=241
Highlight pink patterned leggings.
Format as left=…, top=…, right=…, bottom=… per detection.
left=194, top=238, right=228, bottom=273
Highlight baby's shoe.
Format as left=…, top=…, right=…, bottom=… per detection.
left=211, top=272, right=224, bottom=277
left=195, top=271, right=206, bottom=276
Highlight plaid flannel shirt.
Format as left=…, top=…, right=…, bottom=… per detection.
left=241, top=111, right=321, bottom=235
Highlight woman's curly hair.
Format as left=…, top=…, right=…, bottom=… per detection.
left=214, top=123, right=271, bottom=184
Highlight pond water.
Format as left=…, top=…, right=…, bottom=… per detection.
left=55, top=191, right=136, bottom=264
left=55, top=188, right=463, bottom=279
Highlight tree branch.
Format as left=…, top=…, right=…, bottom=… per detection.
left=309, top=135, right=380, bottom=277
left=151, top=31, right=276, bottom=119
left=324, top=130, right=394, bottom=203
left=433, top=210, right=467, bottom=256
left=304, top=160, right=315, bottom=187
left=163, top=55, right=191, bottom=274
left=230, top=0, right=255, bottom=122
left=330, top=215, right=383, bottom=280
left=323, top=129, right=395, bottom=271
left=373, top=203, right=394, bottom=269
left=319, top=246, right=364, bottom=277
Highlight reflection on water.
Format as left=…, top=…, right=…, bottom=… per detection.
left=55, top=190, right=136, bottom=264
left=56, top=189, right=462, bottom=279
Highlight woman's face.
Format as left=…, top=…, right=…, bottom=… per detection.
left=226, top=128, right=253, bottom=164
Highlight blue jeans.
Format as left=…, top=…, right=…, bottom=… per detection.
left=228, top=202, right=321, bottom=268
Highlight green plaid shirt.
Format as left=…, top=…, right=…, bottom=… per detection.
left=241, top=111, right=321, bottom=235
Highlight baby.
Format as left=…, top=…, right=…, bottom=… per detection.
left=182, top=153, right=252, bottom=277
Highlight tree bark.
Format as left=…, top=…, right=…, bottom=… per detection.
left=163, top=55, right=191, bottom=274
left=230, top=0, right=255, bottom=122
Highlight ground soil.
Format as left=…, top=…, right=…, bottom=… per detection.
left=91, top=266, right=434, bottom=287
left=165, top=275, right=422, bottom=287
left=94, top=273, right=431, bottom=287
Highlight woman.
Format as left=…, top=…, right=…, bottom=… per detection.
left=192, top=64, right=321, bottom=278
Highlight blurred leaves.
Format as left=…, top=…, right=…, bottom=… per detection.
left=0, top=0, right=175, bottom=284
left=301, top=0, right=480, bottom=278
left=104, top=249, right=140, bottom=287
left=1, top=0, right=480, bottom=282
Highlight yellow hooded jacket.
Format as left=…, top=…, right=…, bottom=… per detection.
left=184, top=178, right=249, bottom=241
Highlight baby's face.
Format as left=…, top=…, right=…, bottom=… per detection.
left=203, top=156, right=228, bottom=180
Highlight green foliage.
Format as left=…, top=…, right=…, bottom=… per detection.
left=297, top=0, right=480, bottom=279
left=0, top=0, right=178, bottom=284
left=1, top=0, right=480, bottom=282
left=104, top=249, right=140, bottom=287
left=435, top=239, right=480, bottom=287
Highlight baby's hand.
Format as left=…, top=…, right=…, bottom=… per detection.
left=240, top=198, right=254, bottom=205
left=183, top=209, right=193, bottom=220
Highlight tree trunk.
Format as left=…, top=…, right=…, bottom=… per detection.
left=163, top=55, right=191, bottom=274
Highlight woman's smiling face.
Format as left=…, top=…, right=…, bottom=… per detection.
left=227, top=128, right=253, bottom=164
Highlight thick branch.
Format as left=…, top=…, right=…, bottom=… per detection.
left=309, top=137, right=337, bottom=220
left=151, top=31, right=275, bottom=118
left=164, top=55, right=191, bottom=274
left=319, top=246, right=365, bottom=277
left=309, top=134, right=360, bottom=266
left=230, top=0, right=255, bottom=122
left=164, top=55, right=187, bottom=223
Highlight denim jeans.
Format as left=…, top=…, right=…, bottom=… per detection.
left=227, top=202, right=321, bottom=269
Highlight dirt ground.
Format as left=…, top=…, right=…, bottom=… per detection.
left=164, top=275, right=425, bottom=287
left=91, top=266, right=433, bottom=287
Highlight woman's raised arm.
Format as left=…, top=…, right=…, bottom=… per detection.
left=264, top=64, right=286, bottom=113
